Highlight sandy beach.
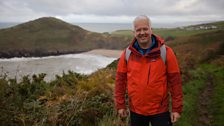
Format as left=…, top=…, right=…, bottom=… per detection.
left=83, top=49, right=123, bottom=58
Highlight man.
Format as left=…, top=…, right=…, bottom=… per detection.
left=114, top=15, right=183, bottom=126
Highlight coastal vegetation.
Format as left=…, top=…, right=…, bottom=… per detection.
left=0, top=18, right=224, bottom=125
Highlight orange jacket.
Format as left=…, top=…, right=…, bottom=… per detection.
left=114, top=35, right=183, bottom=115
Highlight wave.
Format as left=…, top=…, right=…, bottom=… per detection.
left=0, top=53, right=117, bottom=81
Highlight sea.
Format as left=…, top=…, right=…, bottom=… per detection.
left=0, top=54, right=116, bottom=82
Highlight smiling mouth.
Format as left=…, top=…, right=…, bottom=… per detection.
left=140, top=36, right=147, bottom=40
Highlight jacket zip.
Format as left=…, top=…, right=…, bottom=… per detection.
left=147, top=59, right=150, bottom=85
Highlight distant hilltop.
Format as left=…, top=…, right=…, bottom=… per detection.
left=178, top=21, right=224, bottom=30
left=0, top=17, right=131, bottom=58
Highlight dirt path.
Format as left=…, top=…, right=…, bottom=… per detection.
left=197, top=75, right=214, bottom=126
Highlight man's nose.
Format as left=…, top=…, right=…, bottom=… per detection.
left=140, top=29, right=144, bottom=34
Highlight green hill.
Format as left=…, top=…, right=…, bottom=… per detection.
left=0, top=17, right=131, bottom=58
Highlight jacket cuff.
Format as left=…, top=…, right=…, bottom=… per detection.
left=172, top=107, right=183, bottom=114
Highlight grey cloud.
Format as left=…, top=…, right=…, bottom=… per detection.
left=0, top=0, right=223, bottom=22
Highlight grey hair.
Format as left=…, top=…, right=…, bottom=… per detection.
left=133, top=15, right=151, bottom=29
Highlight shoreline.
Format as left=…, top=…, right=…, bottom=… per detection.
left=0, top=49, right=123, bottom=59
left=81, top=49, right=123, bottom=58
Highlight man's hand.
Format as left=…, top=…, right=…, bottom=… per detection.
left=170, top=112, right=181, bottom=123
left=118, top=109, right=128, bottom=119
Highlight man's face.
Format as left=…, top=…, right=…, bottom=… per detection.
left=134, top=19, right=152, bottom=44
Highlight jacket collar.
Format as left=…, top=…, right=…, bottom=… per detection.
left=133, top=35, right=156, bottom=55
left=129, top=34, right=165, bottom=57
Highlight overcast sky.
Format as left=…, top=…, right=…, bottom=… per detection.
left=0, top=0, right=224, bottom=25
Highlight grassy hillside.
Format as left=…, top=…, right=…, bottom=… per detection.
left=112, top=21, right=224, bottom=41
left=0, top=22, right=224, bottom=125
left=0, top=17, right=131, bottom=58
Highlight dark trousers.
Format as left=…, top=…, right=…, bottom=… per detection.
left=130, top=111, right=172, bottom=126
